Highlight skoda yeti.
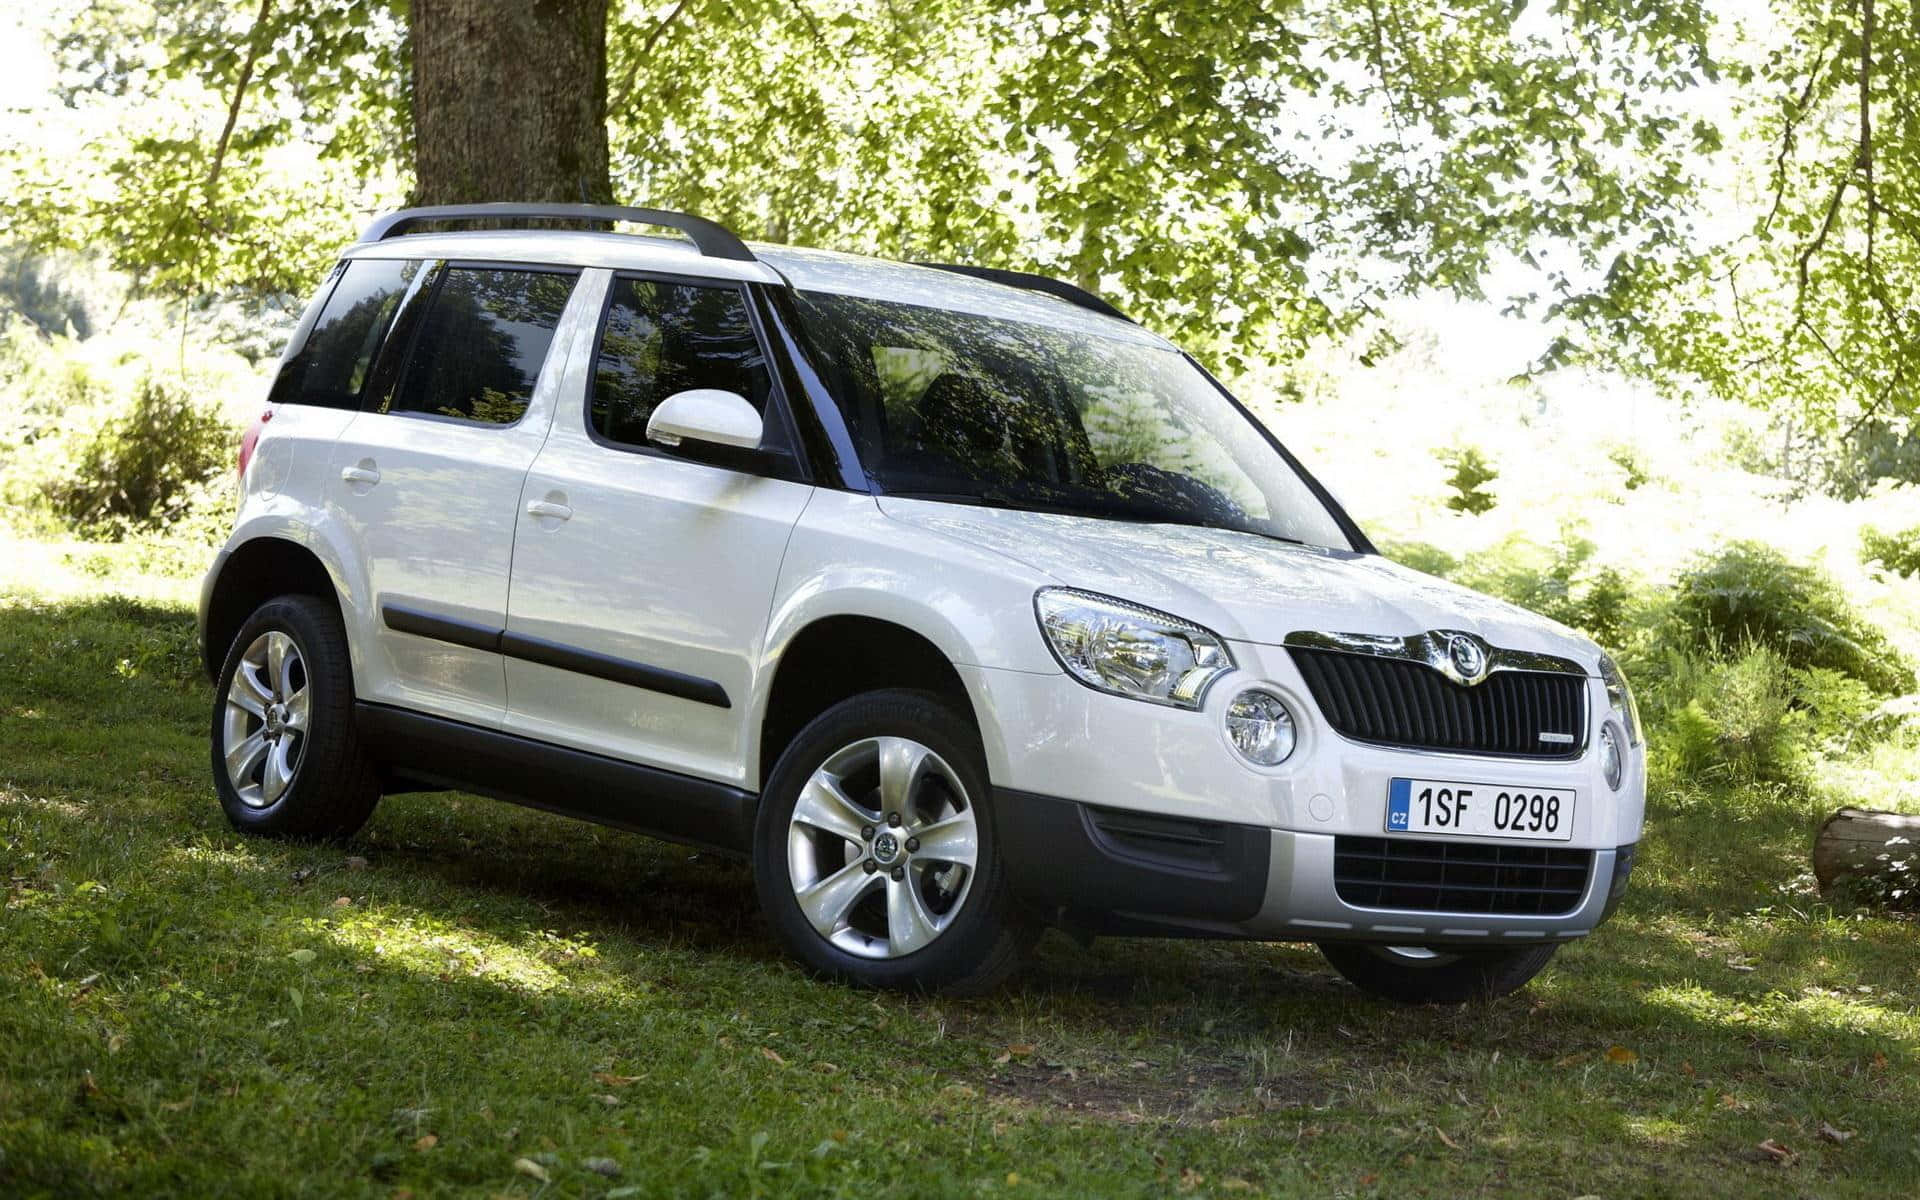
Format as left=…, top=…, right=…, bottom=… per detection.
left=199, top=203, right=1644, bottom=1002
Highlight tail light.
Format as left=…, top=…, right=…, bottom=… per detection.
left=237, top=408, right=273, bottom=482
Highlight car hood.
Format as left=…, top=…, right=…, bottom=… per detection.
left=877, top=498, right=1600, bottom=668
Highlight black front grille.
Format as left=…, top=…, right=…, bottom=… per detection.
left=1289, top=648, right=1585, bottom=759
left=1333, top=836, right=1592, bottom=915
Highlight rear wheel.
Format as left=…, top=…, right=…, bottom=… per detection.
left=753, top=689, right=1030, bottom=993
left=210, top=594, right=380, bottom=840
left=1318, top=941, right=1559, bottom=1004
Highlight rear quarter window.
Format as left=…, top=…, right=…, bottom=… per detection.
left=269, top=258, right=426, bottom=410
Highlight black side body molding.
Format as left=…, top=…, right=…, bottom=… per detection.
left=381, top=604, right=501, bottom=653
left=499, top=629, right=731, bottom=708
left=994, top=789, right=1270, bottom=931
left=380, top=603, right=730, bottom=708
left=356, top=703, right=756, bottom=854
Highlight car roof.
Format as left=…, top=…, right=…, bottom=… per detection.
left=343, top=229, right=1169, bottom=348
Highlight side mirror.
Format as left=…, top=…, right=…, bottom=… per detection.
left=645, top=389, right=763, bottom=451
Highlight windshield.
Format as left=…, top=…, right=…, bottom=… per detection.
left=791, top=290, right=1353, bottom=550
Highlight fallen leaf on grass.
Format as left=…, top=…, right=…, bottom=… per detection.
left=1749, top=1139, right=1798, bottom=1166
left=592, top=1072, right=643, bottom=1087
left=760, top=1046, right=787, bottom=1066
left=413, top=1134, right=437, bottom=1151
left=1434, top=1127, right=1462, bottom=1150
left=1605, top=1045, right=1639, bottom=1065
left=287, top=949, right=316, bottom=965
left=512, top=1157, right=550, bottom=1182
left=1818, top=1122, right=1855, bottom=1145
left=345, top=856, right=369, bottom=870
left=590, top=1093, right=621, bottom=1107
left=583, top=1157, right=620, bottom=1177
left=332, top=896, right=351, bottom=908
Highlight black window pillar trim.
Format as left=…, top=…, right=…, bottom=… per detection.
left=1183, top=352, right=1377, bottom=556
left=380, top=603, right=731, bottom=708
left=750, top=279, right=868, bottom=493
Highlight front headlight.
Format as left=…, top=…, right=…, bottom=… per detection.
left=1034, top=588, right=1233, bottom=709
left=1598, top=654, right=1643, bottom=746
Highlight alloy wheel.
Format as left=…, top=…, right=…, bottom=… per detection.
left=785, top=736, right=979, bottom=959
left=221, top=630, right=310, bottom=808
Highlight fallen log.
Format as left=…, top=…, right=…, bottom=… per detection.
left=1813, top=807, right=1920, bottom=905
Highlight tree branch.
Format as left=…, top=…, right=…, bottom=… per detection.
left=206, top=0, right=273, bottom=200
left=1858, top=0, right=1876, bottom=265
left=611, top=0, right=689, bottom=116
left=1761, top=42, right=1829, bottom=236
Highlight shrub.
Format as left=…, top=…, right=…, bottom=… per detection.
left=1440, top=445, right=1498, bottom=514
left=1438, top=534, right=1645, bottom=650
left=1652, top=645, right=1804, bottom=783
left=37, top=372, right=235, bottom=538
left=1667, top=541, right=1914, bottom=695
left=1860, top=525, right=1920, bottom=579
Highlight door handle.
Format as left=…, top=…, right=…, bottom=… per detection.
left=340, top=463, right=381, bottom=486
left=525, top=498, right=573, bottom=522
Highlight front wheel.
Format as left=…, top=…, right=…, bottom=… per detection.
left=753, top=689, right=1030, bottom=993
left=1318, top=941, right=1559, bottom=1004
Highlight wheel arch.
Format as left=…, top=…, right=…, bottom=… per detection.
left=756, top=613, right=985, bottom=790
left=201, top=536, right=345, bottom=680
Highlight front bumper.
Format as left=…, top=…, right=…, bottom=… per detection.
left=967, top=636, right=1645, bottom=944
left=996, top=788, right=1636, bottom=944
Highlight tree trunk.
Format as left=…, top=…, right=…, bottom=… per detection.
left=1813, top=807, right=1920, bottom=905
left=410, top=0, right=613, bottom=206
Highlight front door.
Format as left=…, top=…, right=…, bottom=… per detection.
left=503, top=271, right=814, bottom=788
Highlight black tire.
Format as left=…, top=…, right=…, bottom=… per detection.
left=753, top=688, right=1031, bottom=994
left=1318, top=941, right=1559, bottom=1004
left=209, top=594, right=381, bottom=840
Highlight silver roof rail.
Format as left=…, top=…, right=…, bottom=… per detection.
left=357, top=203, right=755, bottom=262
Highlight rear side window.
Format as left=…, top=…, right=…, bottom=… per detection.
left=379, top=267, right=578, bottom=426
left=590, top=277, right=772, bottom=447
left=269, top=258, right=424, bottom=409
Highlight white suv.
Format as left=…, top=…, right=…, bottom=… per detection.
left=199, top=203, right=1645, bottom=1002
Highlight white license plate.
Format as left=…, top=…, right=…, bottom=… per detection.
left=1386, top=778, right=1575, bottom=841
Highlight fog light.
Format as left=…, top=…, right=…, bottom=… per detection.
left=1599, top=721, right=1624, bottom=791
left=1227, top=689, right=1296, bottom=766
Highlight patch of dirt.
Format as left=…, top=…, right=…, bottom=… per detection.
left=978, top=1058, right=1322, bottom=1126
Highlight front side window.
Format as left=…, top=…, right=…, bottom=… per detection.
left=590, top=277, right=773, bottom=447
left=792, top=291, right=1353, bottom=550
left=380, top=267, right=578, bottom=426
left=269, top=257, right=424, bottom=410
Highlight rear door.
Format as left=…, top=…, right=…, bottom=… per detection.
left=502, top=270, right=814, bottom=788
left=325, top=260, right=588, bottom=728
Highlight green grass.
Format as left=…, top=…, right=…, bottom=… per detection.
left=3, top=545, right=1918, bottom=1198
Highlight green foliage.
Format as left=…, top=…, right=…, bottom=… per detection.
left=1556, top=0, right=1920, bottom=431
left=35, top=373, right=233, bottom=536
left=1651, top=645, right=1804, bottom=783
left=1860, top=524, right=1920, bottom=579
left=1667, top=540, right=1915, bottom=695
left=1439, top=445, right=1498, bottom=515
left=1, top=320, right=246, bottom=544
left=13, top=0, right=1723, bottom=369
left=1453, top=535, right=1641, bottom=650
left=1607, top=444, right=1651, bottom=491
